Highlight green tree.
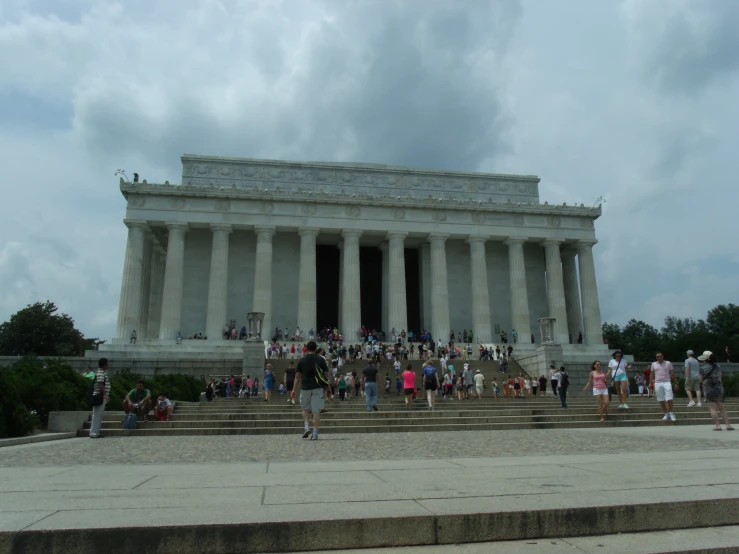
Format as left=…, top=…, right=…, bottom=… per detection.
left=621, top=319, right=661, bottom=361
left=707, top=304, right=739, bottom=337
left=602, top=322, right=623, bottom=349
left=0, top=301, right=97, bottom=357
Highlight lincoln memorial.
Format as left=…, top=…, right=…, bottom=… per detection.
left=99, top=154, right=606, bottom=361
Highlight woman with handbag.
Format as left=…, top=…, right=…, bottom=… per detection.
left=583, top=360, right=610, bottom=423
left=698, top=351, right=734, bottom=431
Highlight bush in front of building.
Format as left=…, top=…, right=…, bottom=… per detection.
left=0, top=365, right=40, bottom=438
left=106, top=369, right=205, bottom=411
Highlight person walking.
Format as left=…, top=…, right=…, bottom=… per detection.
left=473, top=369, right=485, bottom=399
left=291, top=340, right=330, bottom=440
left=549, top=365, right=559, bottom=398
left=685, top=350, right=703, bottom=407
left=698, top=351, right=734, bottom=431
left=422, top=360, right=439, bottom=411
left=583, top=360, right=610, bottom=423
left=650, top=352, right=678, bottom=421
left=402, top=364, right=416, bottom=410
left=89, top=358, right=111, bottom=438
left=558, top=366, right=569, bottom=408
left=362, top=360, right=380, bottom=412
left=538, top=374, right=547, bottom=397
left=263, top=364, right=275, bottom=402
left=609, top=351, right=632, bottom=409
left=284, top=362, right=297, bottom=405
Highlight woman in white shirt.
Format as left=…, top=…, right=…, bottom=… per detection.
left=608, top=350, right=633, bottom=409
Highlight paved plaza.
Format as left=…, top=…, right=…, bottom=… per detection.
left=1, top=426, right=739, bottom=553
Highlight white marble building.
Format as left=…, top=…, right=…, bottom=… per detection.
left=104, top=154, right=605, bottom=357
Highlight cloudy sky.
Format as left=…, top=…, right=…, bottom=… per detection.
left=1, top=0, right=737, bottom=340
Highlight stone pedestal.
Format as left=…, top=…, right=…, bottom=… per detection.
left=242, top=341, right=266, bottom=375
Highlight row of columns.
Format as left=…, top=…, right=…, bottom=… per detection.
left=116, top=221, right=604, bottom=346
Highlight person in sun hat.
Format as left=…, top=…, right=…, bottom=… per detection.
left=698, top=351, right=734, bottom=431
left=684, top=350, right=703, bottom=408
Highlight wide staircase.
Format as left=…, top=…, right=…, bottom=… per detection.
left=81, top=355, right=739, bottom=437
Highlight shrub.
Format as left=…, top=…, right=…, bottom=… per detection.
left=107, top=369, right=205, bottom=411
left=12, top=357, right=89, bottom=427
left=0, top=366, right=39, bottom=438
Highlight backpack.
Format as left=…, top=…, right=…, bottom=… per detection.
left=560, top=373, right=570, bottom=388
left=123, top=413, right=137, bottom=430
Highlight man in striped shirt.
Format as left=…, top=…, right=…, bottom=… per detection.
left=90, top=358, right=111, bottom=438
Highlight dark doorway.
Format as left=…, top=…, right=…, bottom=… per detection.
left=316, top=245, right=339, bottom=331
left=405, top=248, right=420, bottom=334
left=359, top=247, right=383, bottom=332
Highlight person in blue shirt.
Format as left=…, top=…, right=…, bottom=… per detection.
left=263, top=364, right=275, bottom=402
left=422, top=361, right=439, bottom=411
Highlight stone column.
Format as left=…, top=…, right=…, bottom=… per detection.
left=467, top=235, right=492, bottom=344
left=115, top=220, right=148, bottom=340
left=159, top=222, right=189, bottom=339
left=387, top=232, right=408, bottom=337
left=542, top=239, right=569, bottom=344
left=205, top=224, right=233, bottom=340
left=428, top=234, right=450, bottom=344
left=137, top=237, right=153, bottom=339
left=252, top=226, right=276, bottom=339
left=379, top=242, right=389, bottom=333
left=338, top=241, right=344, bottom=333
left=297, top=228, right=319, bottom=334
left=504, top=237, right=532, bottom=342
left=562, top=248, right=583, bottom=343
left=341, top=230, right=362, bottom=342
left=419, top=244, right=431, bottom=330
left=576, top=240, right=604, bottom=345
left=146, top=245, right=165, bottom=339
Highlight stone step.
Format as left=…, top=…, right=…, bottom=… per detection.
left=79, top=416, right=724, bottom=436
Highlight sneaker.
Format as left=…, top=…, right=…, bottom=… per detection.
left=623, top=404, right=629, bottom=409
left=372, top=405, right=379, bottom=411
left=669, top=413, right=677, bottom=421
left=687, top=401, right=695, bottom=407
left=287, top=399, right=291, bottom=403
left=302, top=430, right=311, bottom=439
left=696, top=403, right=702, bottom=407
left=617, top=404, right=623, bottom=409
left=662, top=414, right=670, bottom=420
left=309, top=434, right=318, bottom=440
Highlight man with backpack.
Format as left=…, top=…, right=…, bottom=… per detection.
left=123, top=381, right=152, bottom=422
left=89, top=358, right=110, bottom=438
left=292, top=341, right=330, bottom=440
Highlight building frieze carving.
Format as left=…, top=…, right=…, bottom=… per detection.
left=392, top=208, right=406, bottom=220
left=214, top=199, right=230, bottom=211
left=169, top=198, right=186, bottom=209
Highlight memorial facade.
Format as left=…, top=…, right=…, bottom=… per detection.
left=108, top=154, right=605, bottom=353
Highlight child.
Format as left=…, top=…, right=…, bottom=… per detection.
left=636, top=374, right=644, bottom=396
left=338, top=375, right=347, bottom=401
left=385, top=374, right=391, bottom=397
left=278, top=383, right=286, bottom=395
left=492, top=378, right=500, bottom=399
left=396, top=376, right=402, bottom=396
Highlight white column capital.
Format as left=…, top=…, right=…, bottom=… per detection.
left=210, top=223, right=233, bottom=234
left=575, top=239, right=598, bottom=252
left=560, top=246, right=578, bottom=260
left=386, top=231, right=408, bottom=242
left=124, top=219, right=149, bottom=230
left=541, top=238, right=565, bottom=247
left=165, top=222, right=189, bottom=232
left=503, top=236, right=529, bottom=246
left=341, top=229, right=363, bottom=240
left=298, top=227, right=320, bottom=238
left=254, top=225, right=276, bottom=237
left=427, top=233, right=449, bottom=245
left=466, top=235, right=489, bottom=244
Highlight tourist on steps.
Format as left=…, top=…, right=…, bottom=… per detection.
left=698, top=351, right=734, bottom=431
left=291, top=340, right=330, bottom=440
left=583, top=360, right=610, bottom=423
left=608, top=351, right=632, bottom=409
left=650, top=352, right=678, bottom=422
left=263, top=364, right=275, bottom=402
left=403, top=364, right=416, bottom=410
left=422, top=360, right=439, bottom=411
left=362, top=360, right=380, bottom=412
left=558, top=366, right=569, bottom=409
left=284, top=362, right=296, bottom=405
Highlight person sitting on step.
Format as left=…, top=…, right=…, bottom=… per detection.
left=123, top=381, right=152, bottom=422
left=154, top=392, right=173, bottom=421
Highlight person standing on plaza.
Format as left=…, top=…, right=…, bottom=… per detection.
left=292, top=341, right=330, bottom=440
left=685, top=350, right=703, bottom=407
left=698, top=351, right=734, bottom=431
left=609, top=351, right=632, bottom=409
left=89, top=358, right=110, bottom=438
left=583, top=360, right=609, bottom=423
left=650, top=352, right=679, bottom=421
left=362, top=360, right=380, bottom=412
left=512, top=329, right=517, bottom=344
left=422, top=360, right=439, bottom=411
left=558, top=366, right=569, bottom=408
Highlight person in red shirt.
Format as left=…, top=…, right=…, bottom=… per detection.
left=643, top=365, right=652, bottom=398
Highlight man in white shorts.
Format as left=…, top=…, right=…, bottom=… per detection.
left=650, top=352, right=678, bottom=421
left=473, top=369, right=485, bottom=398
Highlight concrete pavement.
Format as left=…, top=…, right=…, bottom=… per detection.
left=1, top=426, right=739, bottom=553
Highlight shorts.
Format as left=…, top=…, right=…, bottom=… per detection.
left=638, top=385, right=644, bottom=394
left=286, top=381, right=294, bottom=393
left=300, top=388, right=325, bottom=412
left=655, top=382, right=674, bottom=402
left=613, top=374, right=627, bottom=382
left=685, top=380, right=701, bottom=393
left=593, top=388, right=608, bottom=396
left=476, top=386, right=483, bottom=394
left=425, top=381, right=437, bottom=391
left=156, top=411, right=168, bottom=421
left=513, top=383, right=520, bottom=390
left=404, top=388, right=414, bottom=396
